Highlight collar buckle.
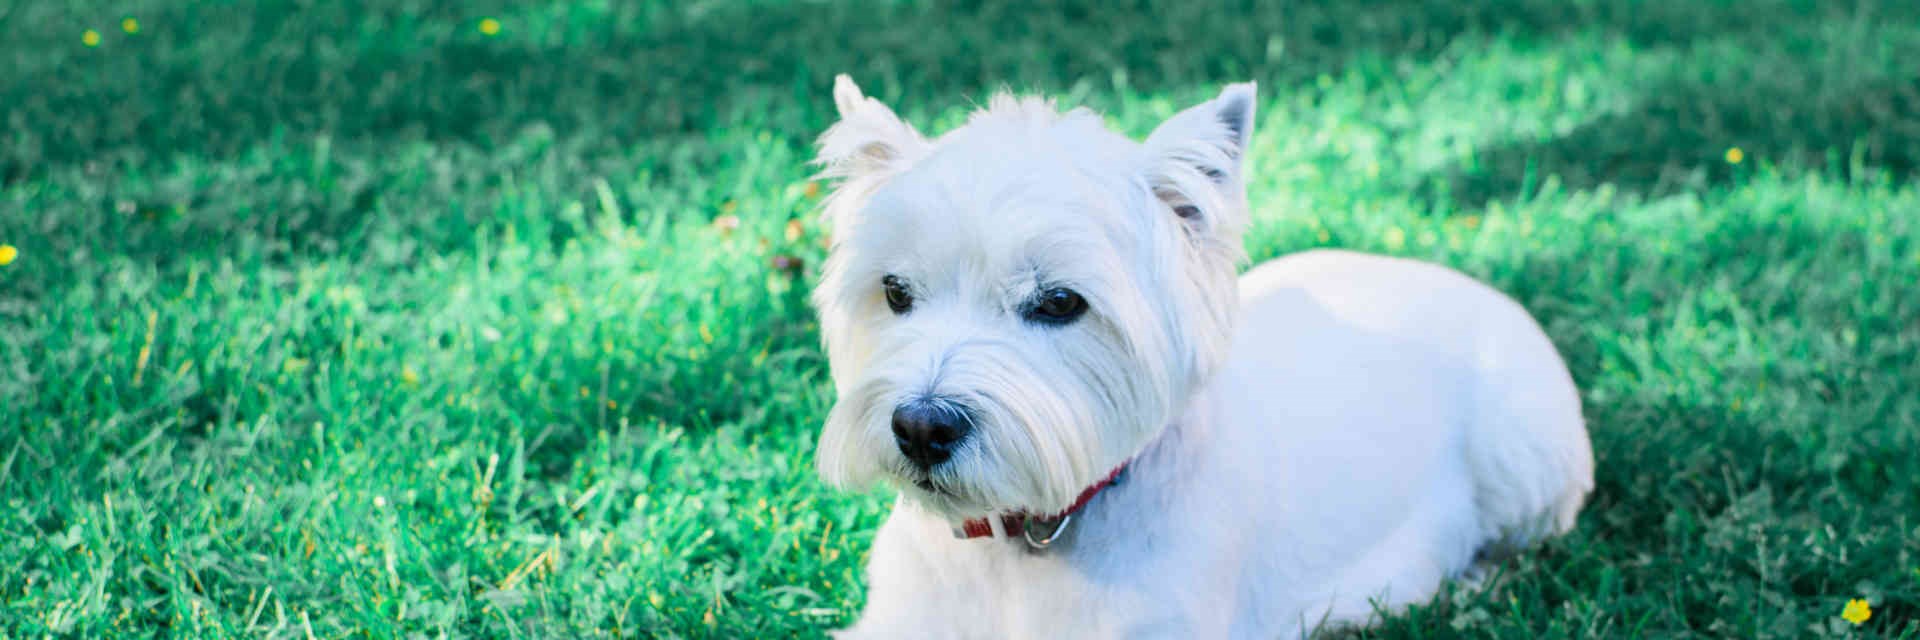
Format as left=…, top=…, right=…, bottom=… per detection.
left=1021, top=513, right=1072, bottom=549
left=950, top=462, right=1128, bottom=546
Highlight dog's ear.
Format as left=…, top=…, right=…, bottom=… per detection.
left=1143, top=83, right=1256, bottom=236
left=815, top=75, right=931, bottom=233
left=816, top=75, right=930, bottom=190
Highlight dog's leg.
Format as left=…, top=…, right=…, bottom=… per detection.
left=835, top=511, right=997, bottom=640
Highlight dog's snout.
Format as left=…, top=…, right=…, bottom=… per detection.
left=891, top=402, right=969, bottom=470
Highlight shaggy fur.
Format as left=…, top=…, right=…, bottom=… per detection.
left=811, top=76, right=1593, bottom=639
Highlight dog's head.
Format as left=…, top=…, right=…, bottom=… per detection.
left=810, top=76, right=1255, bottom=520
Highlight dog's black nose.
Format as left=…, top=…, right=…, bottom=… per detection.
left=892, top=402, right=969, bottom=470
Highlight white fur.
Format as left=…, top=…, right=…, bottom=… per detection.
left=811, top=76, right=1593, bottom=639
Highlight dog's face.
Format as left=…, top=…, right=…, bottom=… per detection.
left=811, top=77, right=1256, bottom=520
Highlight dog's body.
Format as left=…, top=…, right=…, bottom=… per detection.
left=811, top=77, right=1592, bottom=639
left=848, top=250, right=1590, bottom=638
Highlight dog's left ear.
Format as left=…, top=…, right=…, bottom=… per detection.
left=816, top=75, right=930, bottom=189
left=1143, top=83, right=1256, bottom=236
left=815, top=75, right=932, bottom=233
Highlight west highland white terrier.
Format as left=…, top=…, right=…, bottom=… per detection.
left=809, top=75, right=1593, bottom=639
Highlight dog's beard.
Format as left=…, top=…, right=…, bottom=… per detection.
left=817, top=337, right=1164, bottom=521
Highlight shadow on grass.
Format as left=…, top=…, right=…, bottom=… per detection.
left=1426, top=67, right=1920, bottom=210
left=1, top=0, right=1840, bottom=177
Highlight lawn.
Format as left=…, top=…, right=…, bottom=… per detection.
left=2, top=0, right=1917, bottom=637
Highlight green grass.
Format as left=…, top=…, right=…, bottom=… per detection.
left=2, top=0, right=1918, bottom=636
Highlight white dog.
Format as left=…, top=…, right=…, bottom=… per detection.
left=810, top=75, right=1593, bottom=639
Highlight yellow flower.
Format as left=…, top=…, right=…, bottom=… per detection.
left=479, top=18, right=501, bottom=36
left=82, top=30, right=101, bottom=47
left=1383, top=226, right=1406, bottom=251
left=0, top=244, right=15, bottom=266
left=1725, top=147, right=1744, bottom=165
left=1842, top=598, right=1871, bottom=625
left=401, top=366, right=420, bottom=386
left=122, top=18, right=139, bottom=34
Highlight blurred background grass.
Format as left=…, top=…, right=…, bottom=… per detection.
left=1, top=0, right=1917, bottom=637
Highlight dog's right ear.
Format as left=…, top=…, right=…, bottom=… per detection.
left=1143, top=83, right=1256, bottom=241
left=816, top=75, right=930, bottom=194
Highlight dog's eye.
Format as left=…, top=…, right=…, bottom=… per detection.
left=1027, top=288, right=1088, bottom=325
left=882, top=275, right=914, bottom=314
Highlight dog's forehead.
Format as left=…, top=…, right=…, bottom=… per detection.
left=858, top=170, right=1122, bottom=281
left=850, top=112, right=1152, bottom=275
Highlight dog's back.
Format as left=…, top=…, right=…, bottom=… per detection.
left=1238, top=248, right=1592, bottom=553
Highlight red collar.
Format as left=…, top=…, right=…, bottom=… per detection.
left=955, top=464, right=1128, bottom=544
